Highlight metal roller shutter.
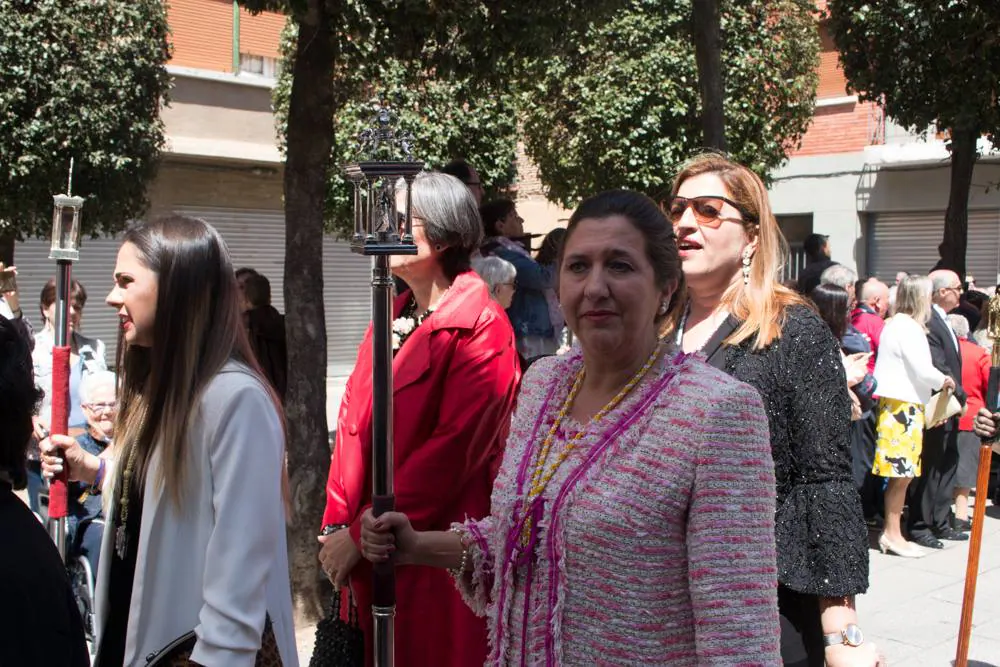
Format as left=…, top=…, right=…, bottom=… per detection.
left=13, top=235, right=122, bottom=365
left=866, top=210, right=1000, bottom=287
left=14, top=207, right=371, bottom=377
left=177, top=206, right=371, bottom=377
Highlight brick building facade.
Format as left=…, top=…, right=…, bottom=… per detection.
left=770, top=0, right=1000, bottom=287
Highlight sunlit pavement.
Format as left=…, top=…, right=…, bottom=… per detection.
left=859, top=497, right=1000, bottom=666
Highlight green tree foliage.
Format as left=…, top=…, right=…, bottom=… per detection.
left=240, top=0, right=625, bottom=621
left=272, top=19, right=519, bottom=237
left=827, top=1, right=1000, bottom=276
left=520, top=0, right=820, bottom=206
left=0, top=0, right=170, bottom=238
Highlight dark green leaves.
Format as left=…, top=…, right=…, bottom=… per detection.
left=0, top=0, right=170, bottom=238
left=827, top=0, right=1000, bottom=142
left=519, top=0, right=819, bottom=206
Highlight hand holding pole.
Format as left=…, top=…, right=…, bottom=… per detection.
left=46, top=159, right=84, bottom=558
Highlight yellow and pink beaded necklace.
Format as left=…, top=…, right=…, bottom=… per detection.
left=519, top=339, right=664, bottom=547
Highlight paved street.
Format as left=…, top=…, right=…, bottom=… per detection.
left=859, top=497, right=1000, bottom=666
left=21, top=484, right=1000, bottom=665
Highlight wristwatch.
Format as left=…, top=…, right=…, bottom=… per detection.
left=823, top=623, right=864, bottom=647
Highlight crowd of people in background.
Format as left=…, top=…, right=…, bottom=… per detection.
left=791, top=236, right=999, bottom=563
left=7, top=152, right=1000, bottom=667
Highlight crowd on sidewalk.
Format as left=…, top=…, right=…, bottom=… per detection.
left=3, top=153, right=999, bottom=667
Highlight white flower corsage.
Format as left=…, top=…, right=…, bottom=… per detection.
left=392, top=316, right=417, bottom=350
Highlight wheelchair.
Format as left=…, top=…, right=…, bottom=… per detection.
left=38, top=480, right=100, bottom=662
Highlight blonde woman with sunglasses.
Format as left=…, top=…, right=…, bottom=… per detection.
left=664, top=153, right=879, bottom=667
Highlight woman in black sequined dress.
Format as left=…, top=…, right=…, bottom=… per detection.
left=663, top=153, right=876, bottom=667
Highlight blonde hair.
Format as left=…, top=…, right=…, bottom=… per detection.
left=892, top=274, right=932, bottom=329
left=662, top=152, right=808, bottom=350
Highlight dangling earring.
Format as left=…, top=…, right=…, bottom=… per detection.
left=658, top=300, right=668, bottom=315
left=741, top=248, right=753, bottom=285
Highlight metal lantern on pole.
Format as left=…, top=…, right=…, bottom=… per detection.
left=343, top=103, right=422, bottom=667
left=47, top=159, right=84, bottom=559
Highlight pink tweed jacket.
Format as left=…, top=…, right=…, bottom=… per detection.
left=454, top=349, right=781, bottom=666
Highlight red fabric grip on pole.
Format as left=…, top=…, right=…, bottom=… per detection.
left=48, top=344, right=71, bottom=519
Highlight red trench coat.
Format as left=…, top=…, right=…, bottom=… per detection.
left=323, top=270, right=521, bottom=667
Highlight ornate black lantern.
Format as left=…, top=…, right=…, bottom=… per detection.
left=343, top=103, right=423, bottom=667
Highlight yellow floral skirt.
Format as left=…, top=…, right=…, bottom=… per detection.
left=872, top=397, right=925, bottom=478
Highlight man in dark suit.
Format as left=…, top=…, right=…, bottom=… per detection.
left=0, top=315, right=89, bottom=666
left=907, top=269, right=969, bottom=549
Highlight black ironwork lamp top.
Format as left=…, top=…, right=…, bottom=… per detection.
left=353, top=101, right=420, bottom=165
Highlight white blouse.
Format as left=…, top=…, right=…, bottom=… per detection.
left=873, top=313, right=946, bottom=404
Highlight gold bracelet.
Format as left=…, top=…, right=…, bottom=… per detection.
left=448, top=526, right=469, bottom=577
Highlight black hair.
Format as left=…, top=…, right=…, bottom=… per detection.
left=479, top=199, right=517, bottom=238
left=804, top=233, right=829, bottom=260
left=235, top=267, right=259, bottom=281
left=0, top=316, right=42, bottom=489
left=811, top=283, right=850, bottom=342
left=244, top=272, right=272, bottom=308
left=441, top=160, right=475, bottom=184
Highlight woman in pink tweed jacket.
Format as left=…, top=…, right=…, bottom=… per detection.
left=360, top=190, right=782, bottom=665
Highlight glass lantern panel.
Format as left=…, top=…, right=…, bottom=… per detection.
left=60, top=207, right=80, bottom=250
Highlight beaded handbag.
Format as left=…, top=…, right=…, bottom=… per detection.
left=307, top=587, right=364, bottom=667
left=144, top=615, right=283, bottom=666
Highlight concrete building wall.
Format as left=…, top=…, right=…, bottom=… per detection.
left=161, top=74, right=282, bottom=164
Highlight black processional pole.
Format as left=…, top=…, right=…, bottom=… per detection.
left=343, top=103, right=422, bottom=667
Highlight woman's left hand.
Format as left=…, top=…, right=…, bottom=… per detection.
left=848, top=389, right=863, bottom=421
left=825, top=642, right=884, bottom=667
left=318, top=528, right=361, bottom=588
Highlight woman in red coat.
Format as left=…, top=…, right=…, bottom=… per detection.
left=319, top=171, right=521, bottom=666
left=952, top=314, right=990, bottom=529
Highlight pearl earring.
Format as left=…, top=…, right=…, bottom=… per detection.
left=742, top=248, right=753, bottom=285
left=658, top=301, right=668, bottom=315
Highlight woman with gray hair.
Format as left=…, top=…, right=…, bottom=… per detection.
left=471, top=255, right=517, bottom=309
left=318, top=171, right=522, bottom=667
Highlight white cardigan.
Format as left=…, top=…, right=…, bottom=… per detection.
left=95, top=362, right=298, bottom=667
left=873, top=313, right=947, bottom=405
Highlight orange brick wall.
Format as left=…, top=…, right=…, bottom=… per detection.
left=239, top=7, right=285, bottom=60
left=789, top=10, right=871, bottom=157
left=816, top=24, right=849, bottom=99
left=793, top=100, right=874, bottom=156
left=167, top=0, right=284, bottom=73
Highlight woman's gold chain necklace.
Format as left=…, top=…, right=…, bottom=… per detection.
left=520, top=340, right=664, bottom=547
left=114, top=442, right=140, bottom=559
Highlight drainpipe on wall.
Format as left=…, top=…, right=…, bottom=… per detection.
left=232, top=0, right=240, bottom=74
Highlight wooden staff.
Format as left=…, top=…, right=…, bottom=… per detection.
left=955, top=291, right=1000, bottom=666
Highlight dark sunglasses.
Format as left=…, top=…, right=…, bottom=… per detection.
left=667, top=195, right=757, bottom=228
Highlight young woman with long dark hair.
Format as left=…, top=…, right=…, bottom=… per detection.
left=42, top=215, right=297, bottom=666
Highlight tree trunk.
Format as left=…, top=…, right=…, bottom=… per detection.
left=283, top=0, right=338, bottom=624
left=938, top=126, right=978, bottom=279
left=691, top=0, right=726, bottom=151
